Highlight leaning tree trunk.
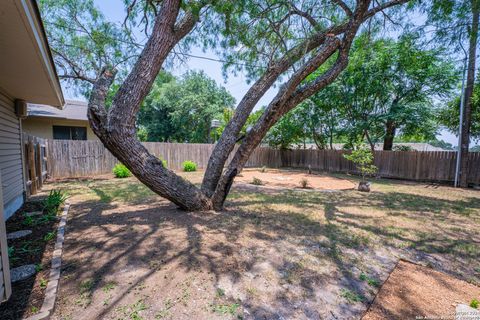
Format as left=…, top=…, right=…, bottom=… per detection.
left=460, top=0, right=479, bottom=187
left=88, top=0, right=213, bottom=211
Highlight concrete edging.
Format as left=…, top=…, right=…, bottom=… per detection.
left=24, top=202, right=70, bottom=320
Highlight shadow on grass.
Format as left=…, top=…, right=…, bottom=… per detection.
left=50, top=177, right=480, bottom=319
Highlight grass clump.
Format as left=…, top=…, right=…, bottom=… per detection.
left=211, top=303, right=240, bottom=315
left=339, top=288, right=365, bottom=303
left=359, top=273, right=380, bottom=287
left=113, top=163, right=132, bottom=178
left=251, top=177, right=263, bottom=185
left=260, top=166, right=267, bottom=173
left=182, top=160, right=197, bottom=172
left=43, top=232, right=55, bottom=242
left=471, top=299, right=479, bottom=309
left=300, top=178, right=310, bottom=189
left=43, top=189, right=68, bottom=214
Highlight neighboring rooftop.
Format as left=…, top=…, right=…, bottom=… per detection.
left=28, top=100, right=88, bottom=121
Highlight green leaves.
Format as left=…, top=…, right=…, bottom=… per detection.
left=438, top=83, right=480, bottom=142
left=343, top=145, right=378, bottom=181
left=39, top=0, right=140, bottom=96
left=138, top=71, right=235, bottom=143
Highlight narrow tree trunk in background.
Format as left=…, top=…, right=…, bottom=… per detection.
left=460, top=0, right=479, bottom=187
left=364, top=129, right=375, bottom=152
left=383, top=120, right=396, bottom=150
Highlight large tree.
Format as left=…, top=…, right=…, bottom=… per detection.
left=138, top=70, right=235, bottom=143
left=334, top=34, right=456, bottom=150
left=41, top=0, right=411, bottom=211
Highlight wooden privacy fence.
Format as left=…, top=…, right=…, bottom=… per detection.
left=43, top=139, right=480, bottom=184
left=23, top=134, right=48, bottom=196
left=280, top=149, right=480, bottom=184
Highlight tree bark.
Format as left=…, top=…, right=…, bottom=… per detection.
left=383, top=120, right=396, bottom=150
left=459, top=0, right=479, bottom=187
left=200, top=26, right=351, bottom=197
left=88, top=0, right=213, bottom=210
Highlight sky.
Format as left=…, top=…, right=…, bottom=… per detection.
left=60, top=0, right=464, bottom=147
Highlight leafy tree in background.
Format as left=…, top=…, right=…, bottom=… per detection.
left=138, top=70, right=235, bottom=143
left=311, top=33, right=456, bottom=151
left=265, top=109, right=305, bottom=149
left=438, top=82, right=480, bottom=143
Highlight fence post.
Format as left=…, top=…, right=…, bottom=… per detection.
left=27, top=137, right=37, bottom=195
left=35, top=139, right=43, bottom=189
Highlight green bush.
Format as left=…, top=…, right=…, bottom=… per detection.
left=113, top=163, right=131, bottom=178
left=343, top=144, right=378, bottom=182
left=158, top=157, right=167, bottom=168
left=182, top=160, right=197, bottom=172
left=251, top=177, right=263, bottom=185
left=43, top=189, right=68, bottom=214
left=471, top=299, right=479, bottom=309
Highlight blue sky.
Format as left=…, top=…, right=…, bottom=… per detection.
left=64, top=0, right=462, bottom=146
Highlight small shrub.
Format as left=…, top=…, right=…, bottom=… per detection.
left=343, top=144, right=378, bottom=182
left=157, top=156, right=167, bottom=168
left=471, top=299, right=479, bottom=309
left=39, top=278, right=48, bottom=288
left=260, top=166, right=266, bottom=173
left=43, top=232, right=55, bottom=242
left=182, top=160, right=197, bottom=172
left=251, top=177, right=263, bottom=185
left=23, top=215, right=35, bottom=226
left=300, top=178, right=310, bottom=189
left=8, top=246, right=14, bottom=258
left=215, top=288, right=225, bottom=297
left=43, top=189, right=68, bottom=214
left=112, top=163, right=131, bottom=178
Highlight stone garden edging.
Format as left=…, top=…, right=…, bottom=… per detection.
left=24, top=202, right=70, bottom=320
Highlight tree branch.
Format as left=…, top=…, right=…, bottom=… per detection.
left=332, top=0, right=353, bottom=17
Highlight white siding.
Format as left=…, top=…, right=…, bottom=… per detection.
left=0, top=92, right=24, bottom=219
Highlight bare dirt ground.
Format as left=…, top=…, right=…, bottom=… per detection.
left=363, top=260, right=480, bottom=319
left=236, top=169, right=356, bottom=190
left=41, top=170, right=480, bottom=320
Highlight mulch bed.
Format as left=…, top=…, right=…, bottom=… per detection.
left=0, top=200, right=60, bottom=320
left=362, top=260, right=480, bottom=320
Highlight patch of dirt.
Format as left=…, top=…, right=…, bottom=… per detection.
left=51, top=197, right=381, bottom=320
left=46, top=174, right=480, bottom=320
left=0, top=200, right=60, bottom=319
left=362, top=260, right=480, bottom=320
left=236, top=168, right=356, bottom=190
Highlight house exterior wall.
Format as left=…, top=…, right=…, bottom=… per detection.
left=0, top=91, right=25, bottom=220
left=22, top=117, right=98, bottom=141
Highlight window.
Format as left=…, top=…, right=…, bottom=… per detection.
left=53, top=126, right=87, bottom=140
